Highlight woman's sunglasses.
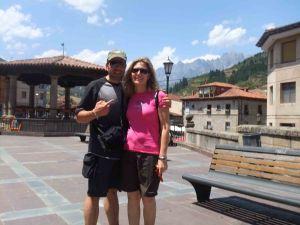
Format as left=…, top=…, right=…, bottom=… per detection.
left=132, top=68, right=149, bottom=74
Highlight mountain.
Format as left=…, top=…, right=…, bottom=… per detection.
left=156, top=52, right=245, bottom=84
left=171, top=52, right=267, bottom=96
left=0, top=58, right=5, bottom=62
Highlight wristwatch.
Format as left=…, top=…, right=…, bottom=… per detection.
left=158, top=155, right=167, bottom=161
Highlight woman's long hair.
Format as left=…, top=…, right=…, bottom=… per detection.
left=123, top=57, right=159, bottom=98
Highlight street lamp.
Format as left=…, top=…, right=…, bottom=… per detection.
left=163, top=57, right=173, bottom=93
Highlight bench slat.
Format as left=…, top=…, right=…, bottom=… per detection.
left=211, top=158, right=300, bottom=177
left=215, top=149, right=300, bottom=163
left=211, top=164, right=300, bottom=185
left=213, top=153, right=300, bottom=170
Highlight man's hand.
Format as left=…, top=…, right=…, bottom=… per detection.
left=93, top=99, right=114, bottom=117
left=162, top=95, right=172, bottom=108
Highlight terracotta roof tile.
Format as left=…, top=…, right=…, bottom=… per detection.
left=198, top=82, right=240, bottom=89
left=2, top=55, right=105, bottom=71
left=216, top=88, right=267, bottom=100
left=167, top=94, right=182, bottom=101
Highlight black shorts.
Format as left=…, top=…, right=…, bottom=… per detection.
left=87, top=157, right=121, bottom=197
left=121, top=151, right=160, bottom=197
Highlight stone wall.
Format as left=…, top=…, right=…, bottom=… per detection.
left=183, top=125, right=300, bottom=155
left=184, top=128, right=239, bottom=155
left=237, top=125, right=300, bottom=149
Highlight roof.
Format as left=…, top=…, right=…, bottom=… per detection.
left=216, top=88, right=267, bottom=100
left=1, top=55, right=105, bottom=71
left=168, top=94, right=182, bottom=101
left=198, top=82, right=239, bottom=89
left=181, top=88, right=267, bottom=101
left=256, top=21, right=300, bottom=47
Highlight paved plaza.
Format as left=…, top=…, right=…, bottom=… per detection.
left=0, top=135, right=299, bottom=225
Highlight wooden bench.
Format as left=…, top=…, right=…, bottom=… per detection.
left=74, top=132, right=90, bottom=142
left=74, top=125, right=90, bottom=142
left=182, top=144, right=300, bottom=208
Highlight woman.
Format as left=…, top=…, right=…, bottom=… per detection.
left=122, top=57, right=170, bottom=225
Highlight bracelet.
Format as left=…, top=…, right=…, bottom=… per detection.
left=158, top=155, right=167, bottom=161
left=92, top=110, right=98, bottom=120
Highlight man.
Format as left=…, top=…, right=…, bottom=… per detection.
left=76, top=50, right=127, bottom=225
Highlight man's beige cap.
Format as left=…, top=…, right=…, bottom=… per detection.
left=107, top=50, right=127, bottom=62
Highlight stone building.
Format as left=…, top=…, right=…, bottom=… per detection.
left=181, top=82, right=267, bottom=132
left=257, top=21, right=300, bottom=128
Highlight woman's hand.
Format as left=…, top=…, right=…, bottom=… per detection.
left=156, top=159, right=168, bottom=178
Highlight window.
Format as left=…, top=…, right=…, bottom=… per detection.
left=269, top=86, right=273, bottom=104
left=269, top=123, right=273, bottom=126
left=280, top=82, right=296, bottom=103
left=244, top=105, right=249, bottom=115
left=258, top=105, right=262, bottom=115
left=225, top=104, right=231, bottom=115
left=206, top=121, right=212, bottom=130
left=280, top=123, right=295, bottom=127
left=207, top=105, right=211, bottom=115
left=225, top=122, right=230, bottom=131
left=282, top=40, right=296, bottom=63
left=21, top=91, right=26, bottom=99
left=216, top=105, right=221, bottom=111
left=270, top=48, right=274, bottom=68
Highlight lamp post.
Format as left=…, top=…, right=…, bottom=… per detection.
left=163, top=57, right=173, bottom=93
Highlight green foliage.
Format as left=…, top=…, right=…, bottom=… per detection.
left=170, top=52, right=267, bottom=96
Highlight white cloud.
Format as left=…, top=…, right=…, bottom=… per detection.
left=191, top=40, right=199, bottom=46
left=182, top=54, right=221, bottom=63
left=73, top=49, right=109, bottom=65
left=87, top=11, right=122, bottom=26
left=263, top=23, right=276, bottom=30
left=107, top=40, right=115, bottom=46
left=151, top=46, right=178, bottom=69
left=248, top=36, right=258, bottom=43
left=62, top=0, right=122, bottom=26
left=35, top=49, right=63, bottom=58
left=6, top=42, right=27, bottom=55
left=0, top=5, right=43, bottom=42
left=203, top=24, right=246, bottom=47
left=62, top=0, right=105, bottom=14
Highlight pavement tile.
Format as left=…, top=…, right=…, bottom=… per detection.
left=44, top=177, right=86, bottom=203
left=3, top=214, right=68, bottom=225
left=0, top=166, right=19, bottom=180
left=0, top=182, right=45, bottom=213
left=24, top=161, right=81, bottom=177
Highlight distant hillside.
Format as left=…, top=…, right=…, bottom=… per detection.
left=170, top=52, right=267, bottom=96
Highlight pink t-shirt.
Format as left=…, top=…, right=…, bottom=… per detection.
left=124, top=90, right=167, bottom=155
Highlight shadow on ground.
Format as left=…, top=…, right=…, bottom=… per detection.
left=195, top=196, right=300, bottom=225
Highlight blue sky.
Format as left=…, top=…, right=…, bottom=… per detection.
left=0, top=0, right=299, bottom=69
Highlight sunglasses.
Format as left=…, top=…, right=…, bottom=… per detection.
left=109, top=60, right=126, bottom=67
left=132, top=68, right=149, bottom=74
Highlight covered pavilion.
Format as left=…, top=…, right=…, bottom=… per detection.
left=0, top=55, right=107, bottom=135
left=0, top=55, right=107, bottom=118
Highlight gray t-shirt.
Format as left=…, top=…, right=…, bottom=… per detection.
left=76, top=77, right=124, bottom=159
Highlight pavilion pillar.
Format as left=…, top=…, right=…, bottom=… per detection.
left=8, top=75, right=17, bottom=115
left=4, top=77, right=9, bottom=115
left=29, top=85, right=35, bottom=118
left=50, top=76, right=58, bottom=118
left=64, top=87, right=71, bottom=119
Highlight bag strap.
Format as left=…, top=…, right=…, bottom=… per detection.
left=154, top=90, right=162, bottom=134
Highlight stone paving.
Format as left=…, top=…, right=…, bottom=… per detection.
left=0, top=135, right=300, bottom=225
